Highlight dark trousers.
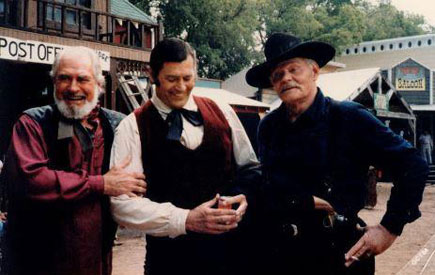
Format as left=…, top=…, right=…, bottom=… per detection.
left=255, top=214, right=375, bottom=275
left=145, top=234, right=239, bottom=275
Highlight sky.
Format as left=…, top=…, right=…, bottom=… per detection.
left=369, top=0, right=435, bottom=26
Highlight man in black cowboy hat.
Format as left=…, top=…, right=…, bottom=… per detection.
left=247, top=33, right=428, bottom=274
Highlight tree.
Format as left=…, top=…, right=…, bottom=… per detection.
left=256, top=0, right=432, bottom=54
left=131, top=0, right=433, bottom=78
left=257, top=0, right=367, bottom=53
left=131, top=0, right=261, bottom=80
left=361, top=2, right=428, bottom=41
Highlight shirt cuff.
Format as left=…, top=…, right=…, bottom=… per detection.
left=380, top=207, right=422, bottom=236
left=380, top=213, right=405, bottom=236
left=89, top=175, right=104, bottom=194
left=168, top=207, right=190, bottom=238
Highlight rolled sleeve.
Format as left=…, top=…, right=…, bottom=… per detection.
left=111, top=195, right=189, bottom=238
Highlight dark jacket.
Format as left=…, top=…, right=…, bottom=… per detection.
left=257, top=90, right=428, bottom=274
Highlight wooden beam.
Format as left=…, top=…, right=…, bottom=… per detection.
left=42, top=1, right=47, bottom=32
left=94, top=13, right=99, bottom=40
left=378, top=75, right=382, bottom=94
left=111, top=16, right=115, bottom=43
left=375, top=110, right=415, bottom=120
left=126, top=20, right=130, bottom=46
left=4, top=0, right=8, bottom=24
left=366, top=85, right=374, bottom=98
left=141, top=23, right=145, bottom=49
left=61, top=5, right=66, bottom=35
left=24, top=0, right=29, bottom=28
left=78, top=10, right=82, bottom=38
left=386, top=89, right=394, bottom=100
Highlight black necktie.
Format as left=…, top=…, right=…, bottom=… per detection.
left=166, top=109, right=203, bottom=141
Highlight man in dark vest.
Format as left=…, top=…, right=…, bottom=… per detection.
left=2, top=46, right=147, bottom=275
left=110, top=38, right=261, bottom=275
left=246, top=33, right=428, bottom=274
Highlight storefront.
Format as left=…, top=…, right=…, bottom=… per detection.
left=338, top=34, right=435, bottom=147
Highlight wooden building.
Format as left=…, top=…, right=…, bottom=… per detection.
left=337, top=34, right=435, bottom=139
left=0, top=0, right=161, bottom=156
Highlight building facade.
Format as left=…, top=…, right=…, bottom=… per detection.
left=338, top=34, right=435, bottom=142
left=0, top=0, right=161, bottom=156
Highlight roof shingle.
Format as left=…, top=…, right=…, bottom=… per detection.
left=111, top=0, right=156, bottom=25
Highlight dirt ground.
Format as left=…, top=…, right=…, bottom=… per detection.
left=360, top=183, right=435, bottom=275
left=112, top=183, right=435, bottom=275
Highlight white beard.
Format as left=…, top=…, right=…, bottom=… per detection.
left=54, top=87, right=100, bottom=120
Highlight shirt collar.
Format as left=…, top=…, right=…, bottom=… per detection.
left=276, top=88, right=327, bottom=125
left=299, top=88, right=327, bottom=123
left=150, top=89, right=198, bottom=120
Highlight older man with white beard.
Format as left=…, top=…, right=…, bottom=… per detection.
left=2, top=46, right=146, bottom=275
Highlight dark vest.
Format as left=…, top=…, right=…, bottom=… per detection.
left=134, top=96, right=236, bottom=275
left=23, top=104, right=124, bottom=173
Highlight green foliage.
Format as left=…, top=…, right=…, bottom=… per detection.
left=132, top=0, right=260, bottom=80
left=361, top=3, right=427, bottom=41
left=257, top=0, right=431, bottom=55
left=130, top=0, right=433, bottom=79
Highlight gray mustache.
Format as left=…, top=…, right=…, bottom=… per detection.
left=281, top=83, right=301, bottom=93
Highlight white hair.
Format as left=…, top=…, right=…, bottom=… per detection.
left=50, top=46, right=105, bottom=88
left=305, top=58, right=319, bottom=68
left=54, top=85, right=100, bottom=120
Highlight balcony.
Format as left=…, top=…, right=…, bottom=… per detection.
left=0, top=0, right=161, bottom=50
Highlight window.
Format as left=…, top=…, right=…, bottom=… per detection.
left=346, top=49, right=350, bottom=55
left=372, top=46, right=375, bottom=52
left=0, top=0, right=4, bottom=13
left=354, top=48, right=358, bottom=54
left=429, top=39, right=432, bottom=45
left=363, top=47, right=367, bottom=53
left=380, top=45, right=384, bottom=51
left=418, top=40, right=422, bottom=46
left=45, top=0, right=92, bottom=28
left=408, top=41, right=412, bottom=47
left=389, top=44, right=393, bottom=49
left=399, top=43, right=402, bottom=48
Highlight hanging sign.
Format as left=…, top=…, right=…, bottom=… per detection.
left=395, top=66, right=425, bottom=91
left=374, top=93, right=388, bottom=111
left=0, top=35, right=110, bottom=71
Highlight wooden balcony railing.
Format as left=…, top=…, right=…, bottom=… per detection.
left=0, top=0, right=162, bottom=50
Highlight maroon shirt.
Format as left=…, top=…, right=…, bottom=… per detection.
left=4, top=113, right=113, bottom=275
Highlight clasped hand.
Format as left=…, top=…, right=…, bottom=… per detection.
left=186, top=194, right=248, bottom=234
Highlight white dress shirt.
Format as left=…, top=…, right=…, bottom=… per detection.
left=110, top=91, right=259, bottom=238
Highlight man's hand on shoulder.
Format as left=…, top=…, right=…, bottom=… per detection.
left=345, top=224, right=397, bottom=267
left=185, top=194, right=240, bottom=234
left=103, top=155, right=147, bottom=197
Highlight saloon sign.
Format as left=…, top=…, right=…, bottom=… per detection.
left=0, top=35, right=110, bottom=71
left=395, top=66, right=426, bottom=91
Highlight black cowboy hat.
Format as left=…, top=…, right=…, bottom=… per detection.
left=246, top=33, right=335, bottom=88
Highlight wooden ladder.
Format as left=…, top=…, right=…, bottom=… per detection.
left=117, top=73, right=151, bottom=112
